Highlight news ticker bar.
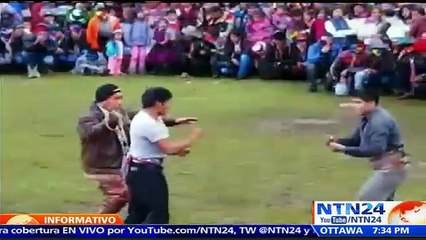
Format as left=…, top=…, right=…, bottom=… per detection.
left=0, top=225, right=425, bottom=238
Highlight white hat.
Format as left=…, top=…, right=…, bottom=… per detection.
left=252, top=41, right=266, bottom=53
left=113, top=29, right=123, bottom=34
left=181, top=26, right=203, bottom=39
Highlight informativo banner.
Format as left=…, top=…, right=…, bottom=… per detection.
left=0, top=225, right=425, bottom=238
left=1, top=200, right=425, bottom=238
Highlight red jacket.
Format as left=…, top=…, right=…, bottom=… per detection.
left=30, top=3, right=44, bottom=30
left=413, top=37, right=426, bottom=53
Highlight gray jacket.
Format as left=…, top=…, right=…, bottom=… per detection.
left=337, top=107, right=404, bottom=168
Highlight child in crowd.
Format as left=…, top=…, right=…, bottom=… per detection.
left=271, top=5, right=292, bottom=32
left=129, top=10, right=151, bottom=74
left=146, top=18, right=179, bottom=73
left=106, top=29, right=124, bottom=76
left=166, top=10, right=180, bottom=32
left=246, top=8, right=273, bottom=47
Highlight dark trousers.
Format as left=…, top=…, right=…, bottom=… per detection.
left=125, top=162, right=169, bottom=224
left=394, top=61, right=411, bottom=93
left=26, top=52, right=54, bottom=70
left=306, top=62, right=330, bottom=90
left=258, top=61, right=304, bottom=80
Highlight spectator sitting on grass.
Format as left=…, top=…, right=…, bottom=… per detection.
left=23, top=23, right=57, bottom=78
left=59, top=24, right=88, bottom=71
left=305, top=33, right=340, bottom=92
left=257, top=30, right=304, bottom=80
left=328, top=42, right=368, bottom=93
left=214, top=30, right=251, bottom=79
left=181, top=26, right=216, bottom=77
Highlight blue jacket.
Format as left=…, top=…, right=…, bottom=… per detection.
left=233, top=10, right=249, bottom=33
left=121, top=21, right=132, bottom=47
left=105, top=41, right=118, bottom=57
left=306, top=41, right=340, bottom=65
left=130, top=20, right=151, bottom=47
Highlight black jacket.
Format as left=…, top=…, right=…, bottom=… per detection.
left=264, top=42, right=303, bottom=67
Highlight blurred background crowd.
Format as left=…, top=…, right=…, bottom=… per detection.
left=1, top=2, right=426, bottom=99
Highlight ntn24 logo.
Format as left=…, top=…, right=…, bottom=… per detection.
left=316, top=202, right=385, bottom=215
left=313, top=201, right=426, bottom=224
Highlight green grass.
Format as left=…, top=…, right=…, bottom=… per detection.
left=1, top=74, right=425, bottom=223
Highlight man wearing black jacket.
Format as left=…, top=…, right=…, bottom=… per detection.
left=58, top=25, right=88, bottom=71
left=258, top=31, right=304, bottom=80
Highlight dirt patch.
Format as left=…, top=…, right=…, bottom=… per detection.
left=258, top=117, right=340, bottom=134
left=39, top=134, right=65, bottom=138
left=63, top=199, right=99, bottom=213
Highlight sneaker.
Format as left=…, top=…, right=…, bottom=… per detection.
left=27, top=65, right=35, bottom=78
left=309, top=85, right=318, bottom=93
left=33, top=66, right=41, bottom=78
left=180, top=72, right=190, bottom=78
left=398, top=93, right=414, bottom=100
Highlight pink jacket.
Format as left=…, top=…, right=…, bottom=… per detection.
left=271, top=13, right=292, bottom=31
left=246, top=17, right=273, bottom=44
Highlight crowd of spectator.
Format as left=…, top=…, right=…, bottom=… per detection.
left=1, top=2, right=426, bottom=99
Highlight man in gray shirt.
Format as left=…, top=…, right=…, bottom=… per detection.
left=327, top=90, right=410, bottom=201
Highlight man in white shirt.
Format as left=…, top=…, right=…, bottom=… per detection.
left=125, top=87, right=202, bottom=224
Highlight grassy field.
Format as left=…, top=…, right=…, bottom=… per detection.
left=1, top=74, right=425, bottom=224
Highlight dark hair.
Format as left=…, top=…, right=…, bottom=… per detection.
left=229, top=29, right=242, bottom=38
left=166, top=10, right=177, bottom=15
left=357, top=90, right=380, bottom=105
left=398, top=6, right=411, bottom=20
left=290, top=8, right=303, bottom=17
left=141, top=87, right=173, bottom=108
left=412, top=7, right=426, bottom=16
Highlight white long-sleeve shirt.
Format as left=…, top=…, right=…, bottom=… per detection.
left=325, top=19, right=356, bottom=38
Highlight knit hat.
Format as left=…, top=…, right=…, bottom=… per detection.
left=14, top=23, right=25, bottom=29
left=272, top=30, right=286, bottom=41
left=95, top=84, right=121, bottom=103
left=69, top=9, right=85, bottom=22
left=69, top=24, right=82, bottom=33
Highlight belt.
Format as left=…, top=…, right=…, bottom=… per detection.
left=371, top=150, right=411, bottom=171
left=128, top=156, right=163, bottom=166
